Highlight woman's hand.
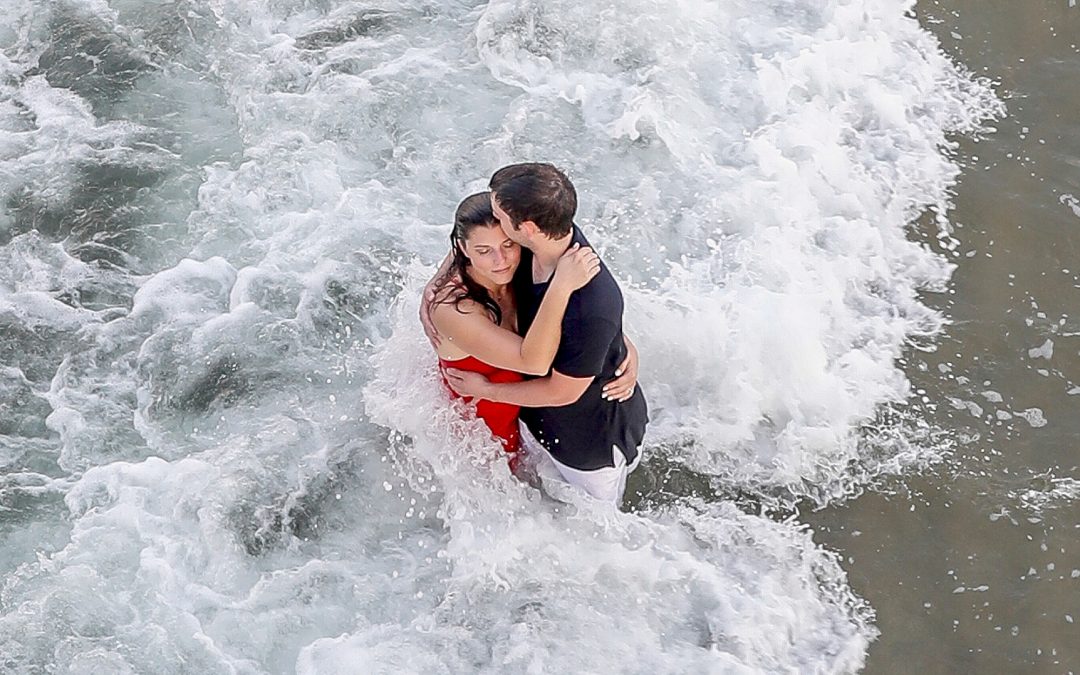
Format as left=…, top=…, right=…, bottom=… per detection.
left=551, top=243, right=600, bottom=293
left=602, top=336, right=638, bottom=402
left=419, top=251, right=454, bottom=348
left=444, top=367, right=492, bottom=400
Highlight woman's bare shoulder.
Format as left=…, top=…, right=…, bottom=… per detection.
left=431, top=285, right=484, bottom=320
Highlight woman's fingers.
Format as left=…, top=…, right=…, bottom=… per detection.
left=602, top=379, right=623, bottom=394
left=601, top=385, right=635, bottom=402
left=580, top=248, right=600, bottom=277
left=603, top=364, right=636, bottom=392
left=565, top=245, right=598, bottom=269
left=555, top=245, right=601, bottom=289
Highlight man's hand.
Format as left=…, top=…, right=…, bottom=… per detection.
left=444, top=367, right=492, bottom=400
left=419, top=252, right=453, bottom=348
left=602, top=336, right=638, bottom=402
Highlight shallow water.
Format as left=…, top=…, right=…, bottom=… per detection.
left=809, top=1, right=1080, bottom=671
left=0, top=0, right=1063, bottom=672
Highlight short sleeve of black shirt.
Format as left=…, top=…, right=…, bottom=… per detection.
left=551, top=316, right=619, bottom=378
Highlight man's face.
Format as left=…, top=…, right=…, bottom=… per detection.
left=491, top=194, right=529, bottom=248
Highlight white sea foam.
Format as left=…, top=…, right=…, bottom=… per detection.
left=1014, top=476, right=1080, bottom=513
left=0, top=0, right=1001, bottom=670
left=350, top=284, right=875, bottom=672
left=472, top=0, right=1001, bottom=499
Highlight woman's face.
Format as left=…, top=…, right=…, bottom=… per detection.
left=460, top=222, right=521, bottom=287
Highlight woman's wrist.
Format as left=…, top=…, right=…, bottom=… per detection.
left=547, top=275, right=574, bottom=298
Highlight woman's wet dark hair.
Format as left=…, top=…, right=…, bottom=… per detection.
left=434, top=191, right=505, bottom=324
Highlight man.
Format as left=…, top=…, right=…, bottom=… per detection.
left=444, top=163, right=648, bottom=505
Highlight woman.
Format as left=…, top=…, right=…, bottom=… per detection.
left=426, top=192, right=636, bottom=466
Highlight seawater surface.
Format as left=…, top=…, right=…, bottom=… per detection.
left=809, top=1, right=1080, bottom=672
left=0, top=0, right=1013, bottom=672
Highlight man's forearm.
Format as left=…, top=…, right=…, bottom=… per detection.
left=482, top=377, right=581, bottom=407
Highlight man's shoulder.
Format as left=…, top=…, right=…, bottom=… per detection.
left=569, top=263, right=623, bottom=321
left=584, top=262, right=622, bottom=297
left=569, top=227, right=620, bottom=290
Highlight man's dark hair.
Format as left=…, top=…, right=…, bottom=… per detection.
left=489, top=163, right=577, bottom=238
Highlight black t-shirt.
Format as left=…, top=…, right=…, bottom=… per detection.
left=513, top=226, right=649, bottom=470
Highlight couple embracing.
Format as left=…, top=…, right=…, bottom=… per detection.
left=422, top=163, right=648, bottom=506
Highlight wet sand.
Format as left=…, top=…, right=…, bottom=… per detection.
left=808, top=1, right=1080, bottom=671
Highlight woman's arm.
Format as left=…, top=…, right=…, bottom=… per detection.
left=516, top=244, right=598, bottom=373
left=432, top=245, right=599, bottom=376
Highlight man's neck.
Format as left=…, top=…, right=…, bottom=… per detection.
left=530, top=229, right=575, bottom=283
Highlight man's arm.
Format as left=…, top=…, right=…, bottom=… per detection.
left=419, top=251, right=453, bottom=347
left=446, top=313, right=616, bottom=406
left=444, top=368, right=592, bottom=407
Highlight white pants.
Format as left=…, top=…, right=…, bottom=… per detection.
left=520, top=423, right=642, bottom=505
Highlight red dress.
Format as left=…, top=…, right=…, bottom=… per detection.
left=439, top=355, right=524, bottom=457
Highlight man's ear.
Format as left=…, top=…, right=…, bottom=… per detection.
left=520, top=220, right=540, bottom=239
